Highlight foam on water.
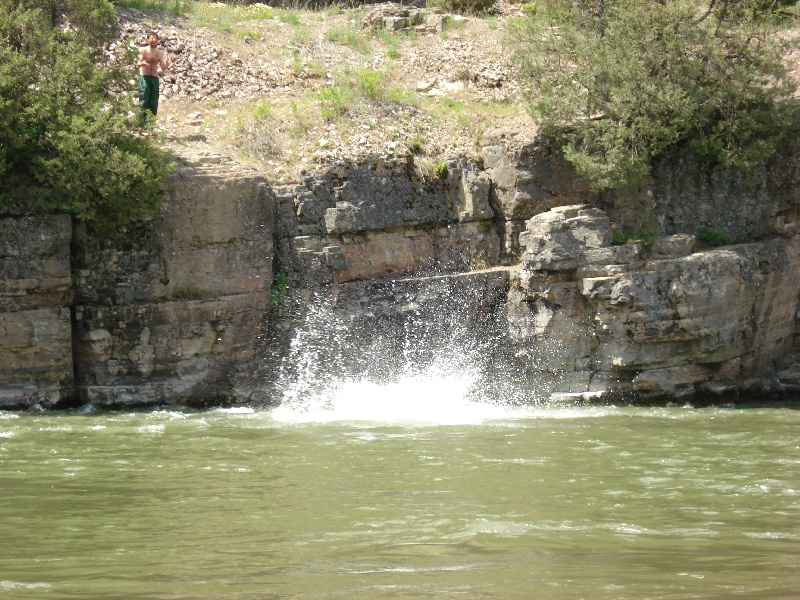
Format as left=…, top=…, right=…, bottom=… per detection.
left=270, top=369, right=610, bottom=426
left=272, top=372, right=502, bottom=425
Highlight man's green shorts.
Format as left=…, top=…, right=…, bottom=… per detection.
left=138, top=75, right=160, bottom=115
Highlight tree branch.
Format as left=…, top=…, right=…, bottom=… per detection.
left=694, top=0, right=718, bottom=26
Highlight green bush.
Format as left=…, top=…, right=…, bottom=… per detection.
left=354, top=68, right=385, bottom=99
left=612, top=230, right=656, bottom=250
left=507, top=0, right=799, bottom=192
left=697, top=227, right=730, bottom=247
left=0, top=0, right=174, bottom=230
left=269, top=274, right=289, bottom=308
left=430, top=0, right=496, bottom=15
left=316, top=83, right=352, bottom=119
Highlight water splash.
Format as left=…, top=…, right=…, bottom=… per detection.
left=272, top=362, right=513, bottom=425
left=260, top=273, right=557, bottom=423
left=270, top=366, right=613, bottom=425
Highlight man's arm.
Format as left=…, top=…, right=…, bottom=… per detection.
left=159, top=51, right=173, bottom=73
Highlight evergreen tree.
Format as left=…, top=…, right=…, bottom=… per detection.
left=0, top=0, right=174, bottom=229
left=507, top=0, right=798, bottom=191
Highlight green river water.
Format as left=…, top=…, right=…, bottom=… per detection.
left=1, top=395, right=798, bottom=599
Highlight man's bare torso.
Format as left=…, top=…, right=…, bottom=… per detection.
left=138, top=48, right=164, bottom=76
left=137, top=37, right=171, bottom=77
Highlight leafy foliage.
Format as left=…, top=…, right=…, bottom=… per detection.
left=697, top=227, right=730, bottom=247
left=269, top=274, right=289, bottom=308
left=430, top=0, right=496, bottom=15
left=0, top=0, right=174, bottom=229
left=316, top=83, right=352, bottom=119
left=507, top=0, right=798, bottom=191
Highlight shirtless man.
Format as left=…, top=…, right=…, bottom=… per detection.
left=136, top=32, right=173, bottom=125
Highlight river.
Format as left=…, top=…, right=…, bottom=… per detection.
left=1, top=391, right=798, bottom=598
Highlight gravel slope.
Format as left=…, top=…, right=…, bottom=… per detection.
left=114, top=1, right=535, bottom=182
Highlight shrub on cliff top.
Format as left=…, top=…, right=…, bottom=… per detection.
left=0, top=0, right=174, bottom=230
left=429, top=0, right=497, bottom=15
left=506, top=0, right=799, bottom=192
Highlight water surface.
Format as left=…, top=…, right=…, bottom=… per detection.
left=1, top=398, right=798, bottom=598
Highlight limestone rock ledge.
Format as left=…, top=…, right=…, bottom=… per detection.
left=0, top=215, right=73, bottom=408
left=73, top=294, right=265, bottom=407
left=273, top=154, right=501, bottom=288
left=0, top=149, right=275, bottom=409
left=511, top=205, right=800, bottom=403
left=70, top=150, right=275, bottom=408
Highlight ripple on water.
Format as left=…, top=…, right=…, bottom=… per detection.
left=744, top=531, right=799, bottom=541
left=135, top=424, right=165, bottom=435
left=0, top=581, right=51, bottom=592
left=216, top=407, right=256, bottom=415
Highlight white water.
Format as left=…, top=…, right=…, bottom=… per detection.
left=273, top=372, right=507, bottom=425
left=270, top=362, right=610, bottom=425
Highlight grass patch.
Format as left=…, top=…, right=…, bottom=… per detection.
left=441, top=96, right=466, bottom=111
left=289, top=101, right=311, bottom=138
left=345, top=7, right=365, bottom=23
left=113, top=0, right=190, bottom=15
left=237, top=29, right=261, bottom=41
left=375, top=27, right=419, bottom=61
left=441, top=15, right=467, bottom=39
left=316, top=83, right=353, bottom=119
left=233, top=104, right=281, bottom=162
left=353, top=67, right=385, bottom=99
left=292, top=26, right=312, bottom=46
left=253, top=100, right=272, bottom=121
left=385, top=86, right=418, bottom=105
left=189, top=2, right=276, bottom=34
left=326, top=25, right=372, bottom=55
left=278, top=10, right=301, bottom=26
left=320, top=4, right=341, bottom=17
left=407, top=136, right=425, bottom=155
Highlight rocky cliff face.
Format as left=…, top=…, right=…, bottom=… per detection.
left=0, top=150, right=273, bottom=409
left=510, top=206, right=800, bottom=404
left=70, top=151, right=273, bottom=408
left=272, top=153, right=499, bottom=287
left=1, top=131, right=798, bottom=409
left=0, top=215, right=73, bottom=407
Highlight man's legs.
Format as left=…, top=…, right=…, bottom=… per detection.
left=138, top=75, right=160, bottom=127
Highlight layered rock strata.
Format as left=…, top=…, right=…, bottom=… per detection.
left=1, top=130, right=799, bottom=409
left=0, top=215, right=73, bottom=407
left=70, top=151, right=274, bottom=407
left=511, top=205, right=800, bottom=404
left=273, top=154, right=500, bottom=287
